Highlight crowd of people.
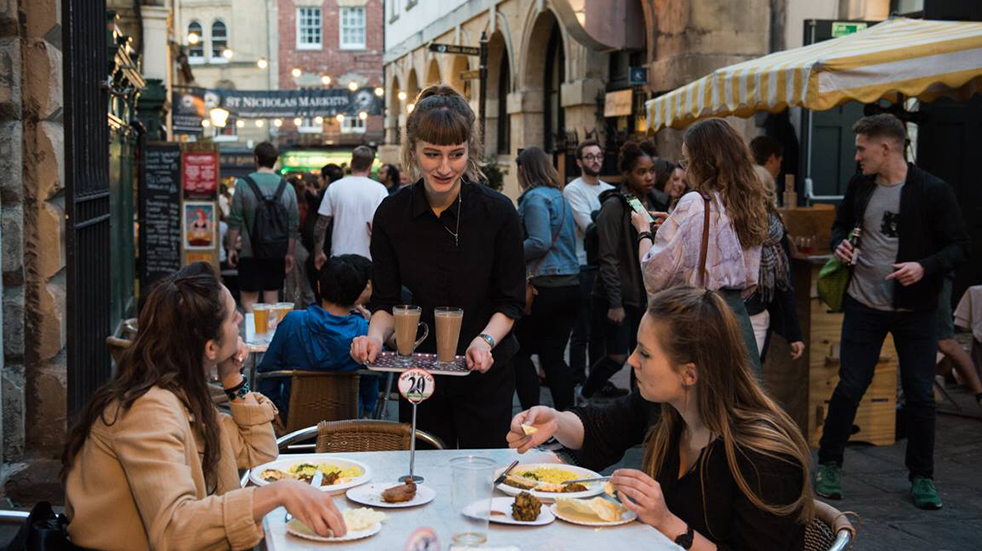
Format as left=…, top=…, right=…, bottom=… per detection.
left=59, top=82, right=973, bottom=550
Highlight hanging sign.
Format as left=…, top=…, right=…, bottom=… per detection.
left=183, top=152, right=219, bottom=198
left=398, top=369, right=435, bottom=404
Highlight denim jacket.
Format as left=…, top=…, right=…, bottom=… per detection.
left=517, top=186, right=579, bottom=277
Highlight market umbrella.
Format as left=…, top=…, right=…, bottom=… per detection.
left=645, top=17, right=982, bottom=132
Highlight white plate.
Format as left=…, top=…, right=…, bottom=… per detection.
left=494, top=463, right=604, bottom=502
left=549, top=502, right=637, bottom=527
left=250, top=454, right=371, bottom=494
left=463, top=497, right=555, bottom=526
left=346, top=482, right=436, bottom=508
left=286, top=518, right=381, bottom=542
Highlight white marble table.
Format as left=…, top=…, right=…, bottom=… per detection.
left=261, top=448, right=682, bottom=551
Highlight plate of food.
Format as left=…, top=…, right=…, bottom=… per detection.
left=463, top=493, right=555, bottom=526
left=346, top=481, right=436, bottom=508
left=495, top=463, right=604, bottom=502
left=550, top=497, right=637, bottom=527
left=285, top=507, right=386, bottom=542
left=250, top=454, right=371, bottom=494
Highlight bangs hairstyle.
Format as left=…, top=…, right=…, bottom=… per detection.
left=402, top=85, right=484, bottom=183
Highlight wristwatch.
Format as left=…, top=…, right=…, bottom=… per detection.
left=674, top=523, right=694, bottom=549
left=477, top=333, right=496, bottom=349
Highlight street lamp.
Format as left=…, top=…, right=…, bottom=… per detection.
left=187, top=32, right=200, bottom=45
left=397, top=91, right=407, bottom=101
left=273, top=118, right=283, bottom=128
left=347, top=82, right=358, bottom=92
left=222, top=48, right=234, bottom=60
left=257, top=57, right=268, bottom=69
left=291, top=67, right=302, bottom=78
left=374, top=87, right=384, bottom=97
left=359, top=111, right=368, bottom=120
left=209, top=107, right=230, bottom=128
left=321, top=75, right=332, bottom=86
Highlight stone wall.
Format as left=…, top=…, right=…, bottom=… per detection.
left=0, top=0, right=68, bottom=501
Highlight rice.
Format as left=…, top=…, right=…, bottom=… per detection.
left=342, top=508, right=387, bottom=531
left=515, top=467, right=579, bottom=485
left=288, top=462, right=363, bottom=480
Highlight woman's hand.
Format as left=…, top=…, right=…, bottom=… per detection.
left=607, top=307, right=626, bottom=325
left=350, top=336, right=383, bottom=364
left=650, top=211, right=669, bottom=230
left=217, top=337, right=249, bottom=386
left=630, top=210, right=650, bottom=234
left=465, top=338, right=494, bottom=373
left=276, top=480, right=347, bottom=538
left=609, top=469, right=673, bottom=532
left=506, top=407, right=559, bottom=453
left=790, top=341, right=805, bottom=360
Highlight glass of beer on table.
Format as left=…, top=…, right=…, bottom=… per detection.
left=269, top=302, right=294, bottom=330
left=253, top=304, right=271, bottom=343
left=393, top=305, right=429, bottom=365
left=434, top=307, right=464, bottom=365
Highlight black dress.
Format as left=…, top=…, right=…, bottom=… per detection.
left=370, top=179, right=526, bottom=448
left=570, top=391, right=807, bottom=551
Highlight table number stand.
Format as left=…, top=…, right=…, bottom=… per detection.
left=398, top=368, right=436, bottom=483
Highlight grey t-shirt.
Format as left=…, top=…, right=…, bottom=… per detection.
left=847, top=182, right=903, bottom=311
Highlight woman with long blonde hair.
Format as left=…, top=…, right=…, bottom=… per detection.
left=507, top=286, right=813, bottom=550
left=633, top=118, right=771, bottom=373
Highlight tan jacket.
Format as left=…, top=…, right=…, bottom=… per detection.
left=65, top=387, right=279, bottom=551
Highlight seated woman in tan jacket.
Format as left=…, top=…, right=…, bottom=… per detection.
left=62, top=263, right=347, bottom=551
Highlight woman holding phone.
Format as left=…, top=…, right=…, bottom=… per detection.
left=349, top=85, right=525, bottom=448
left=580, top=139, right=664, bottom=401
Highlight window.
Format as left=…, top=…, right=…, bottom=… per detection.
left=298, top=117, right=322, bottom=134
left=297, top=7, right=322, bottom=50
left=211, top=20, right=228, bottom=62
left=341, top=116, right=366, bottom=134
left=340, top=7, right=365, bottom=50
left=389, top=0, right=400, bottom=22
left=187, top=21, right=204, bottom=63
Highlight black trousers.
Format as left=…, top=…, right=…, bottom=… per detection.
left=398, top=359, right=515, bottom=449
left=818, top=295, right=938, bottom=478
left=582, top=295, right=643, bottom=398
left=514, top=284, right=582, bottom=412
left=569, top=266, right=604, bottom=384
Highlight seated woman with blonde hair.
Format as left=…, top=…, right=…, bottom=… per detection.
left=508, top=286, right=813, bottom=550
left=63, top=263, right=346, bottom=550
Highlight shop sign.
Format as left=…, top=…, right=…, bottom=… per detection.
left=604, top=89, right=634, bottom=118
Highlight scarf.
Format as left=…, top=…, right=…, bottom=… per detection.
left=757, top=213, right=791, bottom=304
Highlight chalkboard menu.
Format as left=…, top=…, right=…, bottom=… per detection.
left=140, top=143, right=182, bottom=288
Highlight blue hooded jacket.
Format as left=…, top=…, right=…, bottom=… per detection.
left=256, top=305, right=376, bottom=420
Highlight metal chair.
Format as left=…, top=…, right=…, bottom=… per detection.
left=315, top=419, right=446, bottom=453
left=804, top=499, right=856, bottom=551
left=254, top=370, right=361, bottom=434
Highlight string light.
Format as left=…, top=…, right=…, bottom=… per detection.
left=358, top=111, right=368, bottom=120
left=222, top=48, right=234, bottom=60
left=201, top=119, right=210, bottom=128
left=273, top=118, right=283, bottom=127
left=255, top=119, right=265, bottom=127
left=335, top=114, right=345, bottom=123
left=321, top=75, right=332, bottom=86
left=291, top=67, right=302, bottom=78
left=374, top=87, right=384, bottom=97
left=314, top=116, right=324, bottom=125
left=397, top=91, right=407, bottom=101
left=257, top=58, right=268, bottom=69
left=235, top=119, right=245, bottom=128
left=293, top=117, right=303, bottom=126
left=187, top=32, right=200, bottom=45
left=347, top=82, right=359, bottom=92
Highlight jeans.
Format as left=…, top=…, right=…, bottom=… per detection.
left=818, top=295, right=938, bottom=478
left=514, top=284, right=582, bottom=411
left=581, top=295, right=643, bottom=398
left=569, top=266, right=604, bottom=384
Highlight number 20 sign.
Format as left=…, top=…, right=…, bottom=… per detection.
left=398, top=368, right=435, bottom=404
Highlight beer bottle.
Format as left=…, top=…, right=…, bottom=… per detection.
left=847, top=227, right=861, bottom=266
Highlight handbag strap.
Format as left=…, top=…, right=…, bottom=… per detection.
left=529, top=194, right=568, bottom=279
left=698, top=192, right=711, bottom=287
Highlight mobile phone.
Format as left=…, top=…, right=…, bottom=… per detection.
left=625, top=196, right=654, bottom=224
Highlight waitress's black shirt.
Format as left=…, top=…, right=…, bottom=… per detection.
left=369, top=179, right=526, bottom=386
left=570, top=391, right=807, bottom=551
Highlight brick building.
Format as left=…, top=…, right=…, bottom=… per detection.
left=277, top=0, right=384, bottom=147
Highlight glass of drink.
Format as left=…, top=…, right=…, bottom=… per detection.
left=434, top=307, right=463, bottom=365
left=253, top=304, right=271, bottom=343
left=269, top=302, right=294, bottom=331
left=450, top=456, right=495, bottom=546
left=393, top=305, right=428, bottom=365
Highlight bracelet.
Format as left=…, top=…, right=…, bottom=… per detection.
left=637, top=231, right=653, bottom=244
left=477, top=333, right=496, bottom=349
left=224, top=377, right=250, bottom=402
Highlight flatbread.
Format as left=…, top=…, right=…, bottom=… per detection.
left=555, top=497, right=625, bottom=522
left=521, top=423, right=538, bottom=436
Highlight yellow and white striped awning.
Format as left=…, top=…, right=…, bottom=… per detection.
left=645, top=18, right=982, bottom=132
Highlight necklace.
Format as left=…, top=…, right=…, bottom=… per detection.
left=442, top=188, right=462, bottom=247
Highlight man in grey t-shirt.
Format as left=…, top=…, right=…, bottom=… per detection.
left=847, top=181, right=903, bottom=310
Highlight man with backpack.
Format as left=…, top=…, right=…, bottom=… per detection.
left=227, top=141, right=300, bottom=312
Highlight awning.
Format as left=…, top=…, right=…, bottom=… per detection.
left=645, top=18, right=982, bottom=132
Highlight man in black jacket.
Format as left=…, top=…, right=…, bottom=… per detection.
left=815, top=114, right=970, bottom=510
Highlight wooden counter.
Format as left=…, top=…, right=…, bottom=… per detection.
left=763, top=254, right=897, bottom=447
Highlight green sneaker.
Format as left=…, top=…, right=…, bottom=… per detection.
left=911, top=477, right=943, bottom=510
left=815, top=463, right=843, bottom=499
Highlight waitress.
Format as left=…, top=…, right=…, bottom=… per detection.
left=350, top=85, right=525, bottom=448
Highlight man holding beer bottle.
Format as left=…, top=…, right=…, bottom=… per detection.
left=815, top=114, right=969, bottom=510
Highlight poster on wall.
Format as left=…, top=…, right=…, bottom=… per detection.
left=183, top=201, right=216, bottom=250
left=183, top=152, right=219, bottom=198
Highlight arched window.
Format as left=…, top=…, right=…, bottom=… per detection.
left=211, top=20, right=228, bottom=61
left=497, top=53, right=511, bottom=154
left=187, top=21, right=203, bottom=62
left=543, top=23, right=564, bottom=153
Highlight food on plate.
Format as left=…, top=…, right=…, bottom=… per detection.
left=261, top=469, right=289, bottom=482
left=535, top=482, right=588, bottom=493
left=511, top=492, right=543, bottom=522
left=490, top=510, right=507, bottom=517
left=502, top=474, right=539, bottom=490
left=341, top=508, right=387, bottom=532
left=381, top=481, right=417, bottom=503
left=604, top=481, right=616, bottom=497
left=555, top=497, right=626, bottom=522
left=521, top=423, right=538, bottom=436
left=286, top=462, right=362, bottom=486
left=514, top=467, right=579, bottom=485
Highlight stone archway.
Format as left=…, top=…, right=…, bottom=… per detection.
left=485, top=31, right=511, bottom=157
left=448, top=55, right=472, bottom=99
left=520, top=8, right=566, bottom=151
left=406, top=69, right=420, bottom=107
left=388, top=74, right=402, bottom=145
left=425, top=58, right=441, bottom=87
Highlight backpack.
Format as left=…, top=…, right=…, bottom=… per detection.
left=583, top=210, right=601, bottom=267
left=243, top=175, right=290, bottom=260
